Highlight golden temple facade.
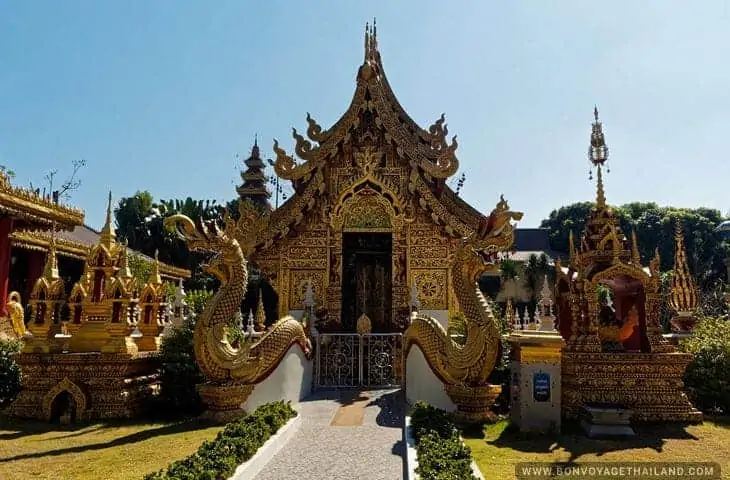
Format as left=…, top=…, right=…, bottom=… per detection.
left=240, top=23, right=501, bottom=333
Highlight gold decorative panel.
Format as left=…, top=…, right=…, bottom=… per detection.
left=412, top=269, right=448, bottom=310
left=288, top=269, right=326, bottom=310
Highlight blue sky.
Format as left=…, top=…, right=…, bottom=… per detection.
left=1, top=1, right=729, bottom=229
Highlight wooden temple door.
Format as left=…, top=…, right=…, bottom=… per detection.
left=341, top=233, right=393, bottom=332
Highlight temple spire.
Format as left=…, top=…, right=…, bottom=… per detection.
left=147, top=250, right=162, bottom=285
left=100, top=190, right=116, bottom=249
left=117, top=241, right=133, bottom=280
left=43, top=223, right=59, bottom=280
left=588, top=107, right=609, bottom=210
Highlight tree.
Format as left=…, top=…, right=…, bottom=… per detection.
left=0, top=165, right=15, bottom=179
left=31, top=159, right=87, bottom=202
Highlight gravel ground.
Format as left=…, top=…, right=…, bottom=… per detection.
left=254, top=389, right=405, bottom=480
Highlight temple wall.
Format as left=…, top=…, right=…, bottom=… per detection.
left=405, top=344, right=456, bottom=411
left=244, top=343, right=312, bottom=412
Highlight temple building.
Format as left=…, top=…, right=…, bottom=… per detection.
left=7, top=197, right=190, bottom=318
left=0, top=171, right=84, bottom=337
left=228, top=22, right=523, bottom=333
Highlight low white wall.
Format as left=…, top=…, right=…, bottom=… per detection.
left=405, top=345, right=456, bottom=412
left=229, top=414, right=301, bottom=480
left=288, top=310, right=304, bottom=321
left=244, top=343, right=312, bottom=412
left=419, top=310, right=449, bottom=330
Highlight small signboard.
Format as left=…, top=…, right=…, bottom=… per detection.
left=533, top=371, right=551, bottom=403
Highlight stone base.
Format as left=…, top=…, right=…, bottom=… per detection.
left=563, top=352, right=703, bottom=423
left=580, top=406, right=636, bottom=438
left=7, top=351, right=159, bottom=422
left=197, top=383, right=254, bottom=423
left=444, top=384, right=501, bottom=424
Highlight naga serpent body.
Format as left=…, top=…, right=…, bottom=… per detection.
left=164, top=213, right=310, bottom=386
left=405, top=196, right=522, bottom=386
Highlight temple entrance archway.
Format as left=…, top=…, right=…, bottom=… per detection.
left=341, top=233, right=393, bottom=333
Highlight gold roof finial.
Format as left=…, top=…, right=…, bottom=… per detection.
left=43, top=222, right=59, bottom=280
left=117, top=240, right=133, bottom=280
left=100, top=190, right=116, bottom=249
left=669, top=220, right=698, bottom=313
left=631, top=230, right=641, bottom=264
left=364, top=21, right=370, bottom=61
left=588, top=107, right=609, bottom=210
left=147, top=249, right=162, bottom=285
left=568, top=230, right=576, bottom=265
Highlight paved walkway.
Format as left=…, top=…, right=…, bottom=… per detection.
left=255, top=389, right=405, bottom=480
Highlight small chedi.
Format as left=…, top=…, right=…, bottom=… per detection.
left=554, top=109, right=701, bottom=422
left=9, top=193, right=178, bottom=422
left=668, top=221, right=700, bottom=333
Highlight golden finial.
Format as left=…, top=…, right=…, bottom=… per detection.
left=588, top=107, right=609, bottom=209
left=43, top=223, right=59, bottom=280
left=147, top=249, right=162, bottom=285
left=255, top=289, right=266, bottom=332
left=372, top=17, right=377, bottom=51
left=568, top=230, right=576, bottom=265
left=364, top=21, right=370, bottom=61
left=610, top=224, right=621, bottom=263
left=117, top=240, right=133, bottom=280
left=100, top=190, right=116, bottom=249
left=669, top=220, right=698, bottom=313
left=631, top=230, right=641, bottom=264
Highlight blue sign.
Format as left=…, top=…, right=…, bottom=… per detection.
left=533, top=371, right=551, bottom=403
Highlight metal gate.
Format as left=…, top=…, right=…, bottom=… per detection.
left=316, top=333, right=402, bottom=388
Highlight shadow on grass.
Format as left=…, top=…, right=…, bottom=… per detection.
left=463, top=419, right=701, bottom=463
left=0, top=418, right=217, bottom=462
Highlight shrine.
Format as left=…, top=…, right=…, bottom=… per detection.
left=234, top=22, right=509, bottom=335
left=554, top=109, right=702, bottom=422
left=6, top=193, right=190, bottom=422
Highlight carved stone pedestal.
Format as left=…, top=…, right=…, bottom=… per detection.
left=197, top=383, right=254, bottom=423
left=443, top=384, right=501, bottom=424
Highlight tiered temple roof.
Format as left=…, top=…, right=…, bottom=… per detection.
left=236, top=137, right=272, bottom=211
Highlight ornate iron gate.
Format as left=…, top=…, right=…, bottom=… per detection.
left=316, top=333, right=402, bottom=388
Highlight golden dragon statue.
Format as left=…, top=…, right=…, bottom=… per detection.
left=405, top=196, right=522, bottom=420
left=164, top=211, right=311, bottom=390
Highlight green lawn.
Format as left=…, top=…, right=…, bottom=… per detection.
left=463, top=417, right=730, bottom=480
left=0, top=417, right=223, bottom=480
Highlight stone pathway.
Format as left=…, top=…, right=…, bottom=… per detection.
left=254, top=389, right=405, bottom=480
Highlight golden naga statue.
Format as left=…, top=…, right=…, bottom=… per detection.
left=164, top=212, right=311, bottom=412
left=405, top=197, right=522, bottom=421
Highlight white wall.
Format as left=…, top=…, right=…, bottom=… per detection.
left=405, top=344, right=456, bottom=412
left=244, top=343, right=313, bottom=412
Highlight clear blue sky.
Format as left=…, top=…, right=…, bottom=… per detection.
left=2, top=1, right=729, bottom=229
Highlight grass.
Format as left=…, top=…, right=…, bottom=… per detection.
left=0, top=416, right=223, bottom=480
left=463, top=417, right=730, bottom=480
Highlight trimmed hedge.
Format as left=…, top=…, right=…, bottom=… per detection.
left=0, top=338, right=22, bottom=408
left=410, top=402, right=477, bottom=480
left=144, top=401, right=297, bottom=480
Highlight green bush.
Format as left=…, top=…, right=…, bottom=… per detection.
left=0, top=338, right=22, bottom=408
left=679, top=316, right=730, bottom=414
left=156, top=316, right=204, bottom=416
left=410, top=402, right=477, bottom=480
left=154, top=289, right=213, bottom=417
left=144, top=401, right=297, bottom=480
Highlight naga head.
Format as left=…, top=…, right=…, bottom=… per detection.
left=456, top=195, right=523, bottom=282
left=164, top=211, right=245, bottom=284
